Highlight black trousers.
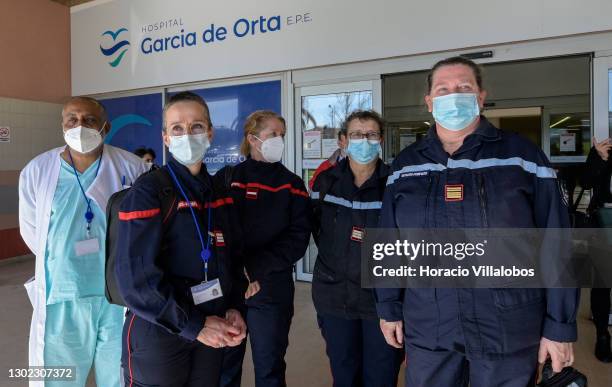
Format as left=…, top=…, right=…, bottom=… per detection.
left=219, top=340, right=247, bottom=387
left=122, top=311, right=223, bottom=387
left=591, top=288, right=611, bottom=336
left=404, top=344, right=538, bottom=387
left=317, top=313, right=404, bottom=387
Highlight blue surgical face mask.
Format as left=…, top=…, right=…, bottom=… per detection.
left=432, top=93, right=480, bottom=131
left=347, top=139, right=381, bottom=164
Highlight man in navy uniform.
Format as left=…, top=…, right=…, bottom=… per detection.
left=375, top=56, right=579, bottom=386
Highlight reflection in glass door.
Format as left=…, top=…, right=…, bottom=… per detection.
left=295, top=81, right=381, bottom=281
left=593, top=55, right=612, bottom=142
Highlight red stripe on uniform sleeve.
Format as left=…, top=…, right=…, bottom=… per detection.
left=118, top=208, right=161, bottom=221
left=231, top=182, right=308, bottom=197
left=290, top=188, right=309, bottom=198
left=205, top=197, right=235, bottom=208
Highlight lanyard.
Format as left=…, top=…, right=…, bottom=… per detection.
left=67, top=149, right=102, bottom=237
left=167, top=164, right=213, bottom=282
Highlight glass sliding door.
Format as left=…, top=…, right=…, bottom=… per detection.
left=593, top=55, right=612, bottom=142
left=295, top=80, right=381, bottom=281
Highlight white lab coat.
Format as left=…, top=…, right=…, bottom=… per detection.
left=18, top=144, right=147, bottom=385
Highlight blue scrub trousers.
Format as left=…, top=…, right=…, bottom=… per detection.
left=317, top=314, right=404, bottom=387
left=44, top=296, right=123, bottom=387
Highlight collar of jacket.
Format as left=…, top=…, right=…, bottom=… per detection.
left=331, top=157, right=390, bottom=190
left=167, top=156, right=212, bottom=191
left=416, top=116, right=501, bottom=162
left=244, top=155, right=283, bottom=172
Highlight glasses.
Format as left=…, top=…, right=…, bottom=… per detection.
left=348, top=131, right=381, bottom=141
left=169, top=122, right=209, bottom=136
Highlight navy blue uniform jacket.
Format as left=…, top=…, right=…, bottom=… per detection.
left=218, top=157, right=311, bottom=286
left=115, top=158, right=244, bottom=342
left=375, top=117, right=579, bottom=358
left=311, top=158, right=390, bottom=319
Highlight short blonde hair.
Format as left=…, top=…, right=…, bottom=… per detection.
left=240, top=110, right=286, bottom=156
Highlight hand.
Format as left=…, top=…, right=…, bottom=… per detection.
left=593, top=137, right=612, bottom=161
left=225, top=309, right=247, bottom=347
left=197, top=316, right=240, bottom=349
left=379, top=319, right=404, bottom=349
left=538, top=337, right=574, bottom=373
left=245, top=281, right=261, bottom=299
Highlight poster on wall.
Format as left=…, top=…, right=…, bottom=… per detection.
left=303, top=131, right=322, bottom=159
left=560, top=132, right=576, bottom=152
left=0, top=127, right=10, bottom=143
left=322, top=138, right=339, bottom=158
left=171, top=80, right=281, bottom=174
left=100, top=93, right=163, bottom=164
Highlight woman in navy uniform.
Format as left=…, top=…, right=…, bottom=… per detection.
left=116, top=92, right=246, bottom=387
left=311, top=110, right=404, bottom=387
left=218, top=111, right=311, bottom=387
left=375, top=57, right=579, bottom=387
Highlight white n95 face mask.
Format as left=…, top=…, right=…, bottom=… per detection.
left=169, top=133, right=210, bottom=166
left=64, top=125, right=105, bottom=154
left=256, top=136, right=284, bottom=163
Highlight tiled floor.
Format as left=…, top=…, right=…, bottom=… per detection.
left=1, top=257, right=610, bottom=386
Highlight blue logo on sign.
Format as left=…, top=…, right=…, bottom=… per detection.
left=100, top=28, right=130, bottom=67
left=105, top=114, right=152, bottom=143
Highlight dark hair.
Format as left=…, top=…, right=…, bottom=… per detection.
left=163, top=91, right=212, bottom=131
left=427, top=56, right=484, bottom=93
left=134, top=147, right=156, bottom=159
left=337, top=129, right=346, bottom=140
left=341, top=110, right=385, bottom=135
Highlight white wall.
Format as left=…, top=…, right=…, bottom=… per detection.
left=71, top=0, right=612, bottom=95
left=0, top=97, right=63, bottom=171
left=0, top=97, right=63, bottom=231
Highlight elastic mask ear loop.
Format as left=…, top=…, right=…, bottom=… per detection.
left=253, top=135, right=264, bottom=156
left=98, top=121, right=107, bottom=141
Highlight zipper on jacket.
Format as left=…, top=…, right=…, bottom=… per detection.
left=477, top=174, right=488, bottom=227
left=424, top=175, right=434, bottom=228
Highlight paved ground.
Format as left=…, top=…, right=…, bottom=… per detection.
left=1, top=257, right=610, bottom=386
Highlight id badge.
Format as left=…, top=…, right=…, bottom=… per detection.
left=191, top=278, right=223, bottom=305
left=74, top=238, right=100, bottom=256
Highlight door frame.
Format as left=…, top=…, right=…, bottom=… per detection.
left=294, top=79, right=382, bottom=282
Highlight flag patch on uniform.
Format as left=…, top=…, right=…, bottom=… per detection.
left=245, top=187, right=258, bottom=200
left=214, top=230, right=225, bottom=247
left=350, top=226, right=365, bottom=242
left=177, top=200, right=202, bottom=210
left=445, top=184, right=464, bottom=201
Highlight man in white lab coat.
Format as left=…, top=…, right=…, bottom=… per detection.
left=19, top=97, right=147, bottom=387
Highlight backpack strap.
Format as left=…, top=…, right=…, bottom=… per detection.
left=151, top=168, right=176, bottom=225
left=224, top=165, right=235, bottom=192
